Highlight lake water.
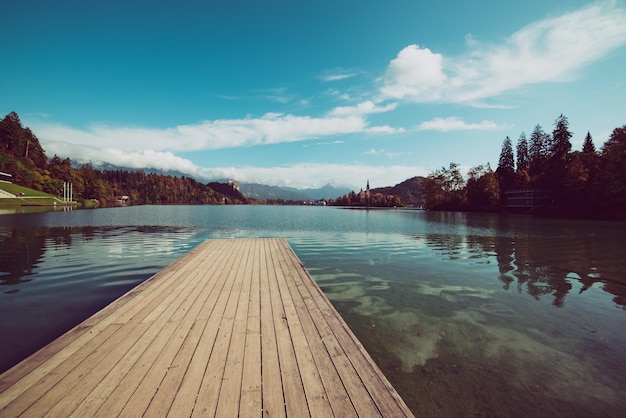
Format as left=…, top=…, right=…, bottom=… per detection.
left=1, top=205, right=625, bottom=417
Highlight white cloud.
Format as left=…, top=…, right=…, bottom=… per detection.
left=44, top=141, right=202, bottom=174
left=320, top=70, right=359, bottom=82
left=43, top=137, right=423, bottom=189
left=417, top=117, right=502, bottom=132
left=382, top=2, right=626, bottom=103
left=34, top=111, right=404, bottom=154
left=329, top=100, right=397, bottom=117
left=381, top=44, right=447, bottom=101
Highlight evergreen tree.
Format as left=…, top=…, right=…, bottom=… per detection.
left=598, top=126, right=626, bottom=212
left=544, top=114, right=573, bottom=201
left=551, top=114, right=572, bottom=160
left=529, top=124, right=547, bottom=187
left=515, top=132, right=530, bottom=188
left=582, top=131, right=596, bottom=154
left=496, top=136, right=515, bottom=194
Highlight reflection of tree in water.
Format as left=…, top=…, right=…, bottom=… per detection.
left=0, top=227, right=47, bottom=289
left=425, top=234, right=464, bottom=259
left=0, top=227, right=95, bottom=292
left=417, top=221, right=626, bottom=309
left=491, top=231, right=624, bottom=308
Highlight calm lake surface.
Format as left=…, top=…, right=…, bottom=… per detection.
left=1, top=205, right=625, bottom=417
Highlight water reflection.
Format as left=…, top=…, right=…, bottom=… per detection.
left=0, top=227, right=49, bottom=289
left=401, top=213, right=626, bottom=309
left=0, top=225, right=203, bottom=373
left=1, top=207, right=625, bottom=416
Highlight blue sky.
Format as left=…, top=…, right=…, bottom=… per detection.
left=2, top=0, right=626, bottom=190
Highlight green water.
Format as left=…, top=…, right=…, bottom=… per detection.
left=1, top=206, right=625, bottom=416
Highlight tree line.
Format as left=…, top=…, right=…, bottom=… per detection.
left=0, top=112, right=247, bottom=206
left=423, top=114, right=626, bottom=218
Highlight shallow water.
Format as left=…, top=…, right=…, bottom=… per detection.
left=1, top=206, right=625, bottom=416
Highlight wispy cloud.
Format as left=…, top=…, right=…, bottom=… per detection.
left=320, top=70, right=359, bottom=82
left=382, top=1, right=626, bottom=103
left=35, top=110, right=403, bottom=154
left=253, top=87, right=295, bottom=103
left=329, top=100, right=397, bottom=117
left=364, top=148, right=385, bottom=156
left=417, top=117, right=503, bottom=132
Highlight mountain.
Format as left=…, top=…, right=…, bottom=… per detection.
left=280, top=184, right=352, bottom=200
left=237, top=182, right=351, bottom=201
left=370, top=176, right=426, bottom=207
left=65, top=162, right=349, bottom=201
left=72, top=162, right=194, bottom=180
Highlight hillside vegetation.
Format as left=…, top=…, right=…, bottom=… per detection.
left=420, top=115, right=626, bottom=218
left=0, top=112, right=247, bottom=206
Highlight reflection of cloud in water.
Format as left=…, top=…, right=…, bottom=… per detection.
left=349, top=293, right=444, bottom=371
left=313, top=273, right=390, bottom=301
left=317, top=272, right=621, bottom=404
left=316, top=271, right=446, bottom=370
left=449, top=308, right=619, bottom=405
left=375, top=310, right=443, bottom=372
left=415, top=283, right=494, bottom=302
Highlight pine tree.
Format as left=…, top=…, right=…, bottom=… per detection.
left=496, top=136, right=515, bottom=194
left=516, top=132, right=529, bottom=171
left=598, top=126, right=626, bottom=212
left=529, top=124, right=547, bottom=187
left=551, top=114, right=572, bottom=161
left=582, top=131, right=596, bottom=154
left=515, top=132, right=530, bottom=188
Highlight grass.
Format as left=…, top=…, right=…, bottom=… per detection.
left=0, top=181, right=63, bottom=206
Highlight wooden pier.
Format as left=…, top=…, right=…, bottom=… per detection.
left=0, top=238, right=414, bottom=417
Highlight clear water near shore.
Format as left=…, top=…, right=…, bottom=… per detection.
left=1, top=205, right=625, bottom=417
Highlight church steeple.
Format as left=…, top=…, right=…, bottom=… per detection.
left=366, top=179, right=370, bottom=197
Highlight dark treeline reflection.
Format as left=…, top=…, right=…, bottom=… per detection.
left=0, top=225, right=197, bottom=373
left=0, top=226, right=110, bottom=293
left=410, top=212, right=626, bottom=309
left=0, top=227, right=93, bottom=290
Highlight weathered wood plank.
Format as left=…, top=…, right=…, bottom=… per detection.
left=239, top=239, right=263, bottom=417
left=214, top=238, right=254, bottom=417
left=280, top=240, right=414, bottom=417
left=271, top=238, right=334, bottom=417
left=259, top=239, right=287, bottom=418
left=0, top=238, right=414, bottom=418
left=275, top=239, right=359, bottom=417
left=191, top=239, right=251, bottom=417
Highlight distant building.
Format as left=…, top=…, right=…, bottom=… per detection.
left=228, top=180, right=240, bottom=191
left=358, top=179, right=371, bottom=202
left=115, top=195, right=130, bottom=206
left=503, top=189, right=554, bottom=213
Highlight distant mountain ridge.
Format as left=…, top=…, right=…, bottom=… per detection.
left=71, top=163, right=416, bottom=202
left=237, top=182, right=351, bottom=201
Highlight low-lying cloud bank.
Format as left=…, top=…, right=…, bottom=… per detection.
left=44, top=140, right=424, bottom=190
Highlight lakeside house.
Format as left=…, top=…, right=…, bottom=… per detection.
left=503, top=189, right=554, bottom=213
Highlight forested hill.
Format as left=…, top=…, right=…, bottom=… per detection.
left=370, top=176, right=426, bottom=207
left=0, top=111, right=247, bottom=206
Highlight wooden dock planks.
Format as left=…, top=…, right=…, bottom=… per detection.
left=0, top=238, right=414, bottom=417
